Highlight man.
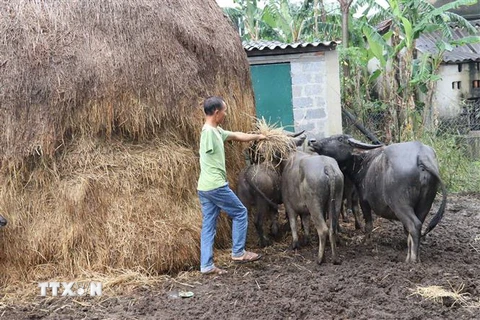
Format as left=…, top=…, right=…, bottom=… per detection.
left=198, top=96, right=265, bottom=275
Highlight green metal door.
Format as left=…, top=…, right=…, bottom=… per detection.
left=250, top=63, right=294, bottom=131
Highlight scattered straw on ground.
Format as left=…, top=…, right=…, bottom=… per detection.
left=409, top=283, right=469, bottom=307
left=0, top=269, right=183, bottom=307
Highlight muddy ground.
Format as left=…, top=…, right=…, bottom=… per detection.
left=1, top=193, right=479, bottom=319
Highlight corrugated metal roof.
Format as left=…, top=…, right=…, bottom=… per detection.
left=416, top=19, right=480, bottom=63
left=243, top=40, right=339, bottom=56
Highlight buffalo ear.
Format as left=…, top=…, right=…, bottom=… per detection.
left=347, top=138, right=383, bottom=149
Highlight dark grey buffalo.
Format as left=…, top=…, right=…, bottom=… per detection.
left=238, top=131, right=306, bottom=246
left=0, top=214, right=6, bottom=227
left=309, top=134, right=447, bottom=263
left=237, top=163, right=281, bottom=247
left=281, top=151, right=343, bottom=264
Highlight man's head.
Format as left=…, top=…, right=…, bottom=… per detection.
left=204, top=96, right=227, bottom=124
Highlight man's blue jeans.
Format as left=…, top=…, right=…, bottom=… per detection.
left=198, top=184, right=247, bottom=273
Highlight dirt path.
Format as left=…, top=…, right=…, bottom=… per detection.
left=2, top=193, right=479, bottom=319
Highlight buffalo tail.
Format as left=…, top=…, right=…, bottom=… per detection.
left=421, top=162, right=447, bottom=237
left=324, top=166, right=338, bottom=234
left=245, top=166, right=279, bottom=210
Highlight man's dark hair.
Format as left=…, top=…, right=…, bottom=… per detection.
left=203, top=96, right=225, bottom=115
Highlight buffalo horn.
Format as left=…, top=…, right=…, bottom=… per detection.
left=347, top=138, right=383, bottom=149
left=286, top=130, right=306, bottom=138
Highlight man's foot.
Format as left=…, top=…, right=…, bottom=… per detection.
left=232, top=251, right=262, bottom=263
left=202, top=266, right=228, bottom=275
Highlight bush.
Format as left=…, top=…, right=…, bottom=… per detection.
left=421, top=134, right=480, bottom=193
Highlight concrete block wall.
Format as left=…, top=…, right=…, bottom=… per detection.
left=291, top=57, right=329, bottom=137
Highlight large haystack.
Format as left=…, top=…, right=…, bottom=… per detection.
left=0, top=0, right=255, bottom=285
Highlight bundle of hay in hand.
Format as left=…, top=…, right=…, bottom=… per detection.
left=247, top=118, right=299, bottom=166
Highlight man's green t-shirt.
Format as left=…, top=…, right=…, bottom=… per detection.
left=197, top=124, right=232, bottom=191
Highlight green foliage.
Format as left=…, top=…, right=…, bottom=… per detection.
left=410, top=54, right=441, bottom=94
left=262, top=0, right=310, bottom=42
left=222, top=0, right=342, bottom=42
left=223, top=0, right=276, bottom=40
left=421, top=134, right=480, bottom=193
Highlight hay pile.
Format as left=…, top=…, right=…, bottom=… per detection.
left=0, top=0, right=255, bottom=287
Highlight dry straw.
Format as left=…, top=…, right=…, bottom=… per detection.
left=247, top=118, right=298, bottom=166
left=0, top=0, right=257, bottom=300
left=410, top=283, right=469, bottom=307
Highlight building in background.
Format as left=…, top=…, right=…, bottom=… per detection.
left=243, top=40, right=342, bottom=138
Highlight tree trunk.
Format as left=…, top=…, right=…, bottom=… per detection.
left=318, top=0, right=326, bottom=23
left=338, top=0, right=351, bottom=80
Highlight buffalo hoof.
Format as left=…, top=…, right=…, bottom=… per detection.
left=336, top=224, right=343, bottom=233
left=344, top=210, right=352, bottom=222
left=300, top=236, right=311, bottom=247
left=280, top=223, right=291, bottom=234
left=270, top=224, right=279, bottom=237
left=362, top=234, right=373, bottom=245
left=290, top=241, right=300, bottom=250
left=259, top=237, right=272, bottom=248
left=405, top=256, right=421, bottom=263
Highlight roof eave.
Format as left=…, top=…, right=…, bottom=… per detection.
left=245, top=44, right=338, bottom=57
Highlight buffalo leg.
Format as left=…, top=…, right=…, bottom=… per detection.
left=300, top=212, right=311, bottom=245
left=359, top=201, right=373, bottom=242
left=415, top=189, right=437, bottom=226
left=285, top=203, right=300, bottom=250
left=254, top=201, right=270, bottom=247
left=340, top=198, right=348, bottom=222
left=270, top=207, right=279, bottom=238
left=392, top=204, right=422, bottom=263
left=351, top=190, right=363, bottom=230
left=309, top=210, right=329, bottom=264
left=330, top=184, right=343, bottom=264
left=305, top=199, right=329, bottom=264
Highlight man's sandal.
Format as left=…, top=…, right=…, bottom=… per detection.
left=232, top=251, right=262, bottom=264
left=202, top=266, right=228, bottom=275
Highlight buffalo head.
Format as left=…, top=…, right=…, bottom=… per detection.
left=308, top=134, right=382, bottom=162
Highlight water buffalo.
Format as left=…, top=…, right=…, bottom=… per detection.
left=238, top=131, right=306, bottom=246
left=281, top=151, right=343, bottom=264
left=237, top=163, right=281, bottom=247
left=308, top=134, right=447, bottom=263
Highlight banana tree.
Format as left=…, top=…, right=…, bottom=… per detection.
left=353, top=0, right=478, bottom=141
left=262, top=0, right=313, bottom=42
left=223, top=0, right=272, bottom=41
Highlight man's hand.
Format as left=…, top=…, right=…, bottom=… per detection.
left=256, top=134, right=267, bottom=141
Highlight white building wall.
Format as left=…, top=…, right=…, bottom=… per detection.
left=434, top=63, right=480, bottom=118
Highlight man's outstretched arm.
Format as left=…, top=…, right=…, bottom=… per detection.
left=227, top=132, right=266, bottom=142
